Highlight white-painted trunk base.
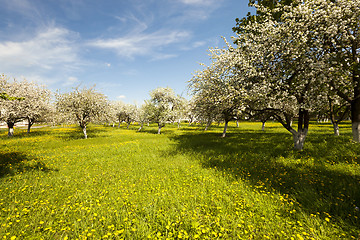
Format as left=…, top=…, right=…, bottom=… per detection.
left=222, top=122, right=228, bottom=138
left=352, top=122, right=360, bottom=142
left=83, top=126, right=87, bottom=139
left=333, top=123, right=339, bottom=136
left=138, top=123, right=143, bottom=132
left=8, top=127, right=14, bottom=137
left=292, top=130, right=308, bottom=150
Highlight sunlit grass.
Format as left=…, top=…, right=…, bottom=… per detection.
left=0, top=121, right=359, bottom=239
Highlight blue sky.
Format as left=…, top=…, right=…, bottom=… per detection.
left=0, top=0, right=252, bottom=104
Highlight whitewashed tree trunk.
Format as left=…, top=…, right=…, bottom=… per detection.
left=352, top=122, right=360, bottom=142
left=178, top=119, right=181, bottom=129
left=236, top=120, right=239, bottom=128
left=82, top=125, right=87, bottom=139
left=261, top=121, right=266, bottom=131
left=127, top=122, right=130, bottom=129
left=332, top=122, right=340, bottom=136
left=291, top=129, right=308, bottom=151
left=138, top=123, right=143, bottom=132
left=8, top=126, right=14, bottom=137
left=222, top=121, right=229, bottom=138
left=157, top=125, right=162, bottom=134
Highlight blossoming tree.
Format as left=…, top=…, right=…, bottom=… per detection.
left=56, top=86, right=108, bottom=139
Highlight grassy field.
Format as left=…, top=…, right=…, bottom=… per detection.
left=0, top=121, right=359, bottom=239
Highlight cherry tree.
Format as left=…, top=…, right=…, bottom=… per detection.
left=56, top=86, right=108, bottom=139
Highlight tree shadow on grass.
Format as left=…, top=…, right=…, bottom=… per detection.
left=0, top=127, right=53, bottom=138
left=56, top=126, right=109, bottom=141
left=168, top=129, right=360, bottom=233
left=0, top=152, right=57, bottom=178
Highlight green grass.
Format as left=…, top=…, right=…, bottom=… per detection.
left=0, top=122, right=359, bottom=239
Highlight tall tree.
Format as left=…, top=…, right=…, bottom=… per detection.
left=229, top=0, right=360, bottom=148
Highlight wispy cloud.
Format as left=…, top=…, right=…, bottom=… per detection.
left=63, top=76, right=80, bottom=86
left=88, top=30, right=191, bottom=60
left=0, top=26, right=82, bottom=86
left=116, top=95, right=126, bottom=99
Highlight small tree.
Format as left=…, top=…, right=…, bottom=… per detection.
left=56, top=86, right=108, bottom=139
left=113, top=101, right=136, bottom=129
left=134, top=103, right=151, bottom=132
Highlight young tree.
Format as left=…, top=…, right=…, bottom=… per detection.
left=113, top=101, right=137, bottom=129
left=56, top=86, right=108, bottom=139
left=135, top=102, right=152, bottom=132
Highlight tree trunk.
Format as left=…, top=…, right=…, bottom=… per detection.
left=178, top=120, right=181, bottom=129
left=127, top=122, right=130, bottom=129
left=82, top=125, right=87, bottom=139
left=205, top=119, right=212, bottom=131
left=7, top=122, right=14, bottom=137
left=157, top=125, right=162, bottom=134
left=351, top=97, right=360, bottom=142
left=222, top=120, right=229, bottom=138
left=292, top=129, right=308, bottom=151
left=292, top=108, right=309, bottom=150
left=27, top=118, right=34, bottom=133
left=138, top=123, right=143, bottom=132
left=236, top=120, right=239, bottom=128
left=277, top=109, right=309, bottom=151
left=261, top=121, right=266, bottom=131
left=333, top=123, right=340, bottom=136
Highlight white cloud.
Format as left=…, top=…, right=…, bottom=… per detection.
left=116, top=95, right=126, bottom=99
left=0, top=26, right=82, bottom=86
left=63, top=76, right=79, bottom=86
left=193, top=41, right=206, bottom=48
left=88, top=30, right=191, bottom=60
left=0, top=27, right=79, bottom=70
